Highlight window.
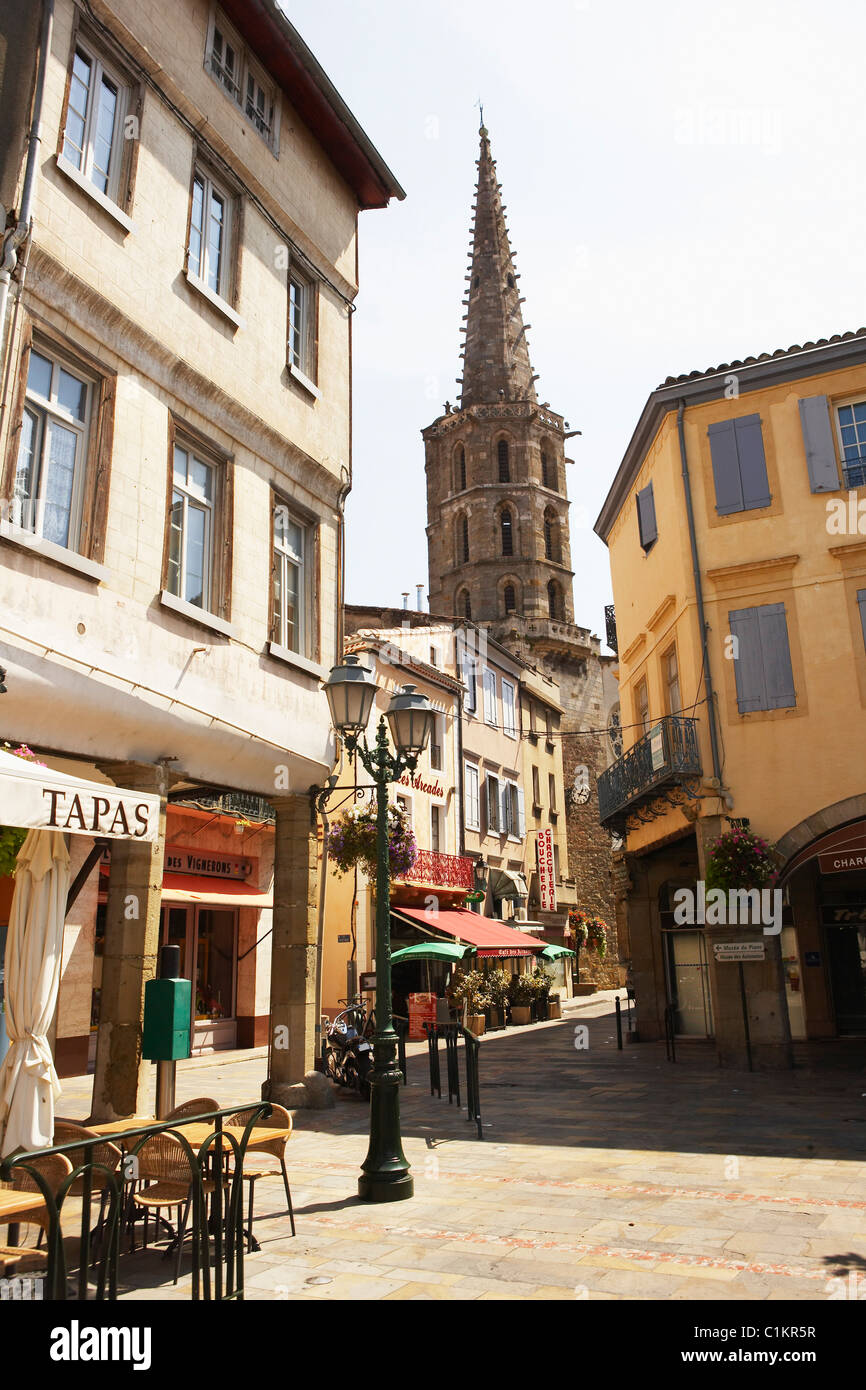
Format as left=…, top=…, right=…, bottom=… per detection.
left=207, top=9, right=278, bottom=150
left=858, top=590, right=866, bottom=650
left=664, top=646, right=681, bottom=715
left=636, top=482, right=658, bottom=550
left=431, top=804, right=442, bottom=853
left=547, top=580, right=562, bottom=620
left=502, top=781, right=524, bottom=839
left=635, top=679, right=650, bottom=734
left=549, top=773, right=557, bottom=811
left=61, top=40, right=129, bottom=204
left=459, top=589, right=472, bottom=619
left=458, top=639, right=477, bottom=714
left=728, top=603, right=796, bottom=713
left=273, top=502, right=313, bottom=656
left=501, top=508, right=513, bottom=556
left=430, top=715, right=443, bottom=771
left=459, top=514, right=470, bottom=563
left=836, top=401, right=866, bottom=489
left=464, top=763, right=480, bottom=829
left=502, top=679, right=517, bottom=737
left=543, top=509, right=561, bottom=563
left=483, top=669, right=498, bottom=726
left=13, top=346, right=92, bottom=550
left=486, top=774, right=501, bottom=833
left=168, top=444, right=216, bottom=610
left=531, top=765, right=540, bottom=807
left=288, top=269, right=317, bottom=383
left=545, top=708, right=553, bottom=745
left=430, top=645, right=441, bottom=667
left=187, top=168, right=234, bottom=301
left=503, top=584, right=516, bottom=614
left=456, top=446, right=467, bottom=492
left=708, top=415, right=771, bottom=516
left=395, top=793, right=413, bottom=828
left=541, top=449, right=556, bottom=491
left=498, top=439, right=510, bottom=482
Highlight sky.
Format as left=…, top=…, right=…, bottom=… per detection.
left=287, top=0, right=866, bottom=646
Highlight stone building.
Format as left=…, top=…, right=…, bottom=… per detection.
left=0, top=0, right=402, bottom=1114
left=421, top=124, right=619, bottom=986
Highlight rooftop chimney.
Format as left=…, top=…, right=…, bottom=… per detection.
left=401, top=592, right=410, bottom=610
left=416, top=584, right=425, bottom=611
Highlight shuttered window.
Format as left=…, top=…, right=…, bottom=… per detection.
left=483, top=669, right=498, bottom=726
left=729, top=603, right=796, bottom=712
left=798, top=396, right=840, bottom=493
left=464, top=763, right=480, bottom=829
left=486, top=774, right=500, bottom=833
left=636, top=482, right=657, bottom=550
left=708, top=414, right=771, bottom=515
left=857, top=590, right=866, bottom=650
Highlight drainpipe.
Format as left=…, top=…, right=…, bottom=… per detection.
left=676, top=400, right=723, bottom=786
left=0, top=0, right=54, bottom=382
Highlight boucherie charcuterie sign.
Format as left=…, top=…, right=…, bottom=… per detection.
left=0, top=749, right=160, bottom=843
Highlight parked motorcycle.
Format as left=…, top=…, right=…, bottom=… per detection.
left=321, top=999, right=373, bottom=1100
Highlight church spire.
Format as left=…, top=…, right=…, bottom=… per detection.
left=459, top=123, right=537, bottom=410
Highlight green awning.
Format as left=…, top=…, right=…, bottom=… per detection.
left=540, top=945, right=576, bottom=961
left=391, top=942, right=473, bottom=964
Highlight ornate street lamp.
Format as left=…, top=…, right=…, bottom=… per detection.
left=322, top=656, right=434, bottom=1202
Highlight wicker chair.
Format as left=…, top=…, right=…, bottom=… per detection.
left=53, top=1122, right=123, bottom=1261
left=227, top=1105, right=295, bottom=1250
left=129, top=1133, right=215, bottom=1284
left=0, top=1152, right=74, bottom=1272
left=163, top=1097, right=219, bottom=1122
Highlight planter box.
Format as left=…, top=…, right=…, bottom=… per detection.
left=510, top=1005, right=532, bottom=1025
left=468, top=1014, right=486, bottom=1037
left=547, top=998, right=562, bottom=1020
left=487, top=1008, right=506, bottom=1031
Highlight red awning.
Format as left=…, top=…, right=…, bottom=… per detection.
left=393, top=906, right=542, bottom=958
left=161, top=874, right=272, bottom=907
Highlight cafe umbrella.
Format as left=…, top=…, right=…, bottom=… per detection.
left=0, top=748, right=160, bottom=1155
left=390, top=941, right=473, bottom=994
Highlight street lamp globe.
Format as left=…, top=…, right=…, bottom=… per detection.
left=323, top=654, right=378, bottom=737
left=386, top=683, right=435, bottom=758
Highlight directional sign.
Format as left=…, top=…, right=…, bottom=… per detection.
left=713, top=942, right=765, bottom=963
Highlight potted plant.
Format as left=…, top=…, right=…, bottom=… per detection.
left=531, top=965, right=553, bottom=1021
left=484, top=969, right=510, bottom=1030
left=328, top=803, right=417, bottom=880
left=705, top=827, right=778, bottom=894
left=449, top=969, right=490, bottom=1036
left=508, top=973, right=535, bottom=1024
left=547, top=991, right=562, bottom=1021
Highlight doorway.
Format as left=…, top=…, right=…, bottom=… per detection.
left=663, top=929, right=714, bottom=1037
left=159, top=904, right=238, bottom=1050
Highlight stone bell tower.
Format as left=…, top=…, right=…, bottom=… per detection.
left=422, top=123, right=620, bottom=985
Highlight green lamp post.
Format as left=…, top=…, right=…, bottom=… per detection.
left=323, top=654, right=435, bottom=1203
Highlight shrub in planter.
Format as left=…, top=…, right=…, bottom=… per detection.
left=328, top=803, right=417, bottom=880
left=704, top=828, right=778, bottom=892
left=449, top=969, right=491, bottom=1020
left=508, top=974, right=535, bottom=1022
left=484, top=969, right=510, bottom=1027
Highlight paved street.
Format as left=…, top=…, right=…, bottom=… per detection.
left=57, top=993, right=866, bottom=1302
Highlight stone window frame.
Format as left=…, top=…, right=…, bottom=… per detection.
left=455, top=585, right=472, bottom=619
left=496, top=435, right=511, bottom=483
left=182, top=153, right=245, bottom=322
left=540, top=442, right=559, bottom=493
left=268, top=488, right=321, bottom=665
left=543, top=505, right=563, bottom=564
left=498, top=573, right=522, bottom=617
left=547, top=578, right=564, bottom=620
left=456, top=509, right=470, bottom=564
left=493, top=498, right=520, bottom=558
left=453, top=443, right=467, bottom=494
left=161, top=415, right=235, bottom=625
left=1, top=318, right=116, bottom=568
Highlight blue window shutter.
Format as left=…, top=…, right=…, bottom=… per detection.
left=708, top=420, right=744, bottom=515
left=734, top=415, right=771, bottom=510
left=729, top=607, right=766, bottom=712
left=756, top=603, right=796, bottom=709
left=636, top=482, right=657, bottom=549
left=798, top=396, right=840, bottom=493
left=857, top=589, right=866, bottom=649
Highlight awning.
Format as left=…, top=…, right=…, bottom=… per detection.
left=161, top=874, right=272, bottom=907
left=393, top=906, right=542, bottom=958
left=391, top=942, right=472, bottom=964
left=488, top=868, right=529, bottom=901
left=0, top=749, right=160, bottom=843
left=540, top=944, right=576, bottom=961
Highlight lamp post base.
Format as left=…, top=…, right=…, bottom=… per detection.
left=358, top=1170, right=414, bottom=1203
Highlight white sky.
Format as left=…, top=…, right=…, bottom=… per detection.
left=287, top=0, right=866, bottom=644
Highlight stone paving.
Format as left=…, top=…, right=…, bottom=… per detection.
left=53, top=994, right=866, bottom=1301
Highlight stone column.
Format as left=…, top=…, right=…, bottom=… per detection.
left=265, top=794, right=320, bottom=1101
left=90, top=762, right=167, bottom=1121
left=697, top=814, right=793, bottom=1070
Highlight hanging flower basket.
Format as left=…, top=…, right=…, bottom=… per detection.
left=0, top=744, right=46, bottom=876
left=570, top=909, right=607, bottom=958
left=705, top=828, right=778, bottom=893
left=328, top=803, right=417, bottom=880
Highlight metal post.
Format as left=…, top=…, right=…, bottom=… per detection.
left=738, top=963, right=754, bottom=1073
left=357, top=723, right=413, bottom=1202
left=615, top=995, right=623, bottom=1050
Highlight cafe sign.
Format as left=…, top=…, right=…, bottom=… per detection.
left=818, top=842, right=866, bottom=875
left=165, top=847, right=253, bottom=880
left=0, top=749, right=160, bottom=843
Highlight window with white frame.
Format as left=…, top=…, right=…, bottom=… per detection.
left=61, top=40, right=129, bottom=203
left=464, top=762, right=480, bottom=830
left=501, top=780, right=524, bottom=839
left=14, top=346, right=92, bottom=550
left=288, top=269, right=317, bottom=382
left=395, top=793, right=413, bottom=829
left=486, top=773, right=501, bottom=834
left=430, top=715, right=443, bottom=771
left=168, top=444, right=216, bottom=611
left=273, top=502, right=312, bottom=656
left=483, top=669, right=498, bottom=726
left=501, top=679, right=517, bottom=737
left=458, top=645, right=477, bottom=714
left=431, top=804, right=442, bottom=854
left=187, top=167, right=234, bottom=301
left=207, top=9, right=278, bottom=150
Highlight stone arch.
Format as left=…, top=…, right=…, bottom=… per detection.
left=455, top=585, right=472, bottom=619
left=775, top=795, right=866, bottom=876
left=547, top=578, right=564, bottom=620
left=543, top=506, right=563, bottom=563
left=455, top=509, right=470, bottom=564
left=453, top=443, right=467, bottom=493
left=493, top=497, right=521, bottom=557
left=498, top=574, right=522, bottom=616
left=496, top=435, right=511, bottom=483
left=540, top=442, right=558, bottom=492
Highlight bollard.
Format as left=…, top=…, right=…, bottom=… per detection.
left=615, top=995, right=623, bottom=1050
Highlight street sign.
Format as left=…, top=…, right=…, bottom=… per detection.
left=359, top=972, right=376, bottom=992
left=713, top=942, right=765, bottom=962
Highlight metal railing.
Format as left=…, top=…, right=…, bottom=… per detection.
left=423, top=1023, right=483, bottom=1139
left=397, top=849, right=475, bottom=890
left=842, top=455, right=866, bottom=488
left=605, top=603, right=618, bottom=654
left=598, top=715, right=701, bottom=824
left=0, top=1103, right=270, bottom=1301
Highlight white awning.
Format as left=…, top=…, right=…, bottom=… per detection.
left=0, top=749, right=160, bottom=843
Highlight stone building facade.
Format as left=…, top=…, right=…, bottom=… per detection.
left=422, top=125, right=620, bottom=986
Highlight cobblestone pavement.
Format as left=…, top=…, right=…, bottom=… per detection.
left=57, top=994, right=866, bottom=1301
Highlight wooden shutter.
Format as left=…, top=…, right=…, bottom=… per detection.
left=500, top=781, right=511, bottom=835
left=709, top=415, right=770, bottom=514
left=857, top=590, right=866, bottom=649
left=798, top=396, right=840, bottom=493
left=636, top=482, right=657, bottom=549
left=729, top=603, right=796, bottom=712
left=517, top=786, right=526, bottom=838
left=487, top=775, right=500, bottom=833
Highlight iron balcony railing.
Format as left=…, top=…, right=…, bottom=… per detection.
left=842, top=454, right=866, bottom=488
left=397, top=849, right=475, bottom=890
left=597, top=715, right=701, bottom=825
left=176, top=791, right=276, bottom=823
left=605, top=604, right=618, bottom=654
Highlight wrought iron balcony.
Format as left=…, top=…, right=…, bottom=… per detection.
left=397, top=849, right=475, bottom=890
left=597, top=715, right=702, bottom=827
left=174, top=790, right=275, bottom=823
left=842, top=453, right=866, bottom=489
left=604, top=604, right=617, bottom=654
